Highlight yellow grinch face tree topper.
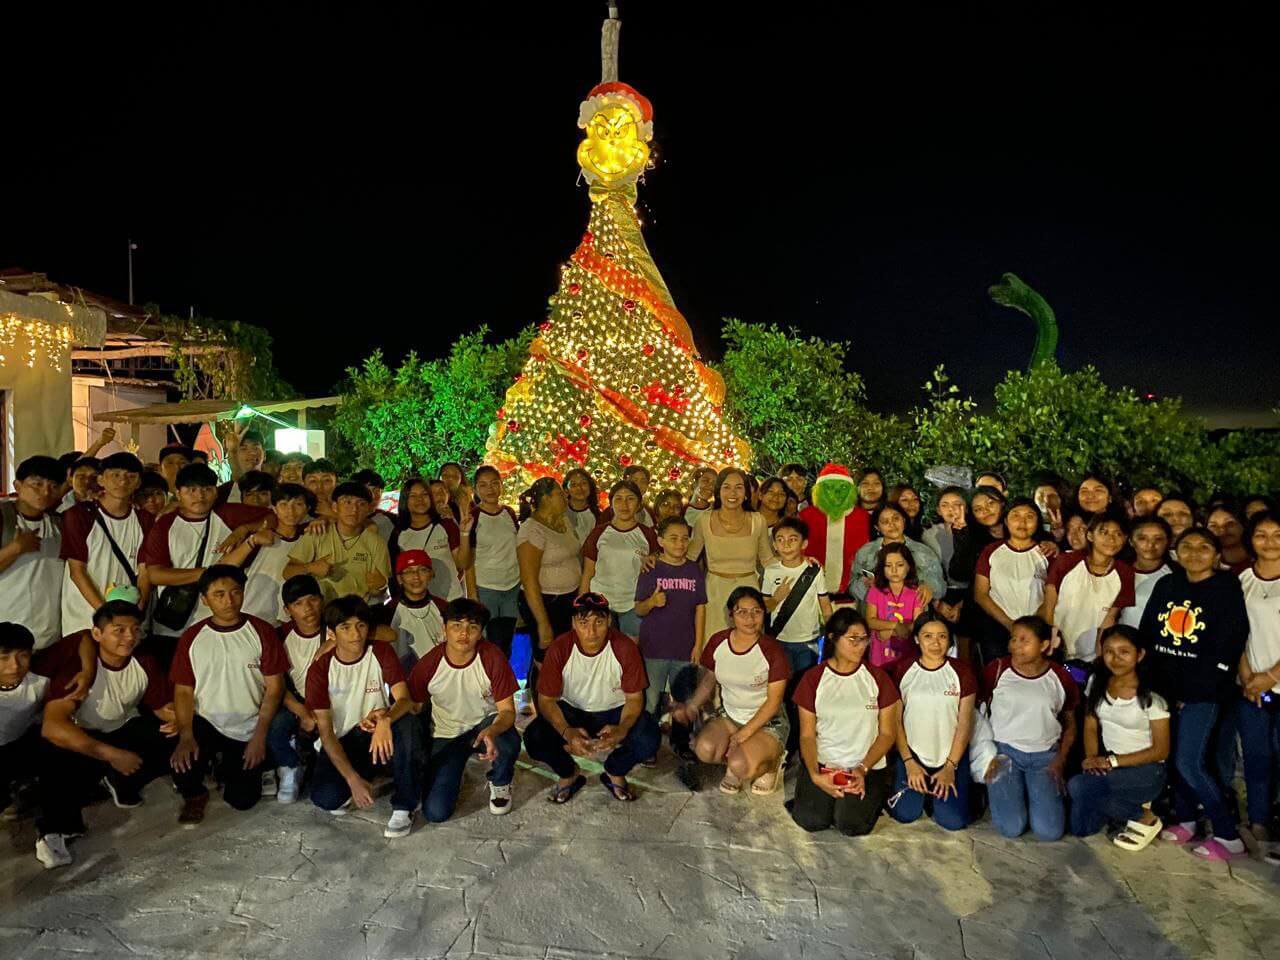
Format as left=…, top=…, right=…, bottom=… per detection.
left=577, top=81, right=654, bottom=186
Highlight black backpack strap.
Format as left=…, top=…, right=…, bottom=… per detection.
left=92, top=507, right=139, bottom=586
left=769, top=562, right=823, bottom=637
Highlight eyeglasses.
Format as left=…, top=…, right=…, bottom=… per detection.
left=732, top=607, right=765, bottom=617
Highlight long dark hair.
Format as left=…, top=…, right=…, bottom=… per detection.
left=397, top=476, right=443, bottom=529
left=562, top=468, right=600, bottom=518
left=873, top=542, right=919, bottom=590
left=713, top=467, right=755, bottom=511
left=1085, top=624, right=1154, bottom=715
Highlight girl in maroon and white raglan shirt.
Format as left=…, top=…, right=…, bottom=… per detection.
left=1041, top=511, right=1135, bottom=662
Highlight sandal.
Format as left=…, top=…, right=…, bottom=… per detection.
left=599, top=773, right=636, bottom=802
left=751, top=757, right=785, bottom=796
left=1160, top=822, right=1197, bottom=844
left=547, top=774, right=587, bottom=804
left=1113, top=817, right=1162, bottom=852
left=719, top=771, right=743, bottom=794
left=1191, top=839, right=1246, bottom=861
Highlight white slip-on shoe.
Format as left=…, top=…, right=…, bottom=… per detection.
left=36, top=834, right=73, bottom=870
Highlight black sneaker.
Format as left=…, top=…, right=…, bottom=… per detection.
left=101, top=776, right=143, bottom=809
left=676, top=760, right=700, bottom=793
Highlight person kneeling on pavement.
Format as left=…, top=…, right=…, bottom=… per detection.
left=307, top=595, right=423, bottom=838
left=267, top=574, right=329, bottom=804
left=36, top=600, right=176, bottom=868
left=523, top=592, right=659, bottom=803
left=407, top=598, right=521, bottom=821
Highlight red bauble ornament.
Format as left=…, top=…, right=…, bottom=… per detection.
left=579, top=414, right=592, bottom=428
left=583, top=231, right=594, bottom=244
left=507, top=420, right=521, bottom=432
left=722, top=447, right=734, bottom=460
left=496, top=408, right=506, bottom=419
left=514, top=373, right=524, bottom=382
left=668, top=467, right=682, bottom=481
left=622, top=299, right=636, bottom=312
left=568, top=283, right=581, bottom=295
left=642, top=343, right=655, bottom=356
left=619, top=454, right=633, bottom=467
left=577, top=348, right=589, bottom=360
left=539, top=321, right=552, bottom=332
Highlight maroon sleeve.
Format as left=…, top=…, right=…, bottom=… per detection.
left=479, top=641, right=519, bottom=703
left=406, top=646, right=444, bottom=703
left=138, top=513, right=175, bottom=566
left=250, top=617, right=287, bottom=677
left=170, top=626, right=201, bottom=687
left=974, top=541, right=999, bottom=578
left=641, top=525, right=659, bottom=554
left=373, top=641, right=406, bottom=688
left=304, top=654, right=333, bottom=711
left=44, top=662, right=83, bottom=702
left=1045, top=551, right=1083, bottom=590
left=1113, top=561, right=1136, bottom=609
left=215, top=481, right=233, bottom=506
left=442, top=519, right=461, bottom=550
left=57, top=505, right=92, bottom=563
left=137, top=655, right=173, bottom=710
left=759, top=636, right=791, bottom=683
left=792, top=663, right=823, bottom=712
left=1049, top=661, right=1081, bottom=712
left=611, top=632, right=648, bottom=694
left=31, top=634, right=83, bottom=682
left=536, top=635, right=571, bottom=699
left=581, top=525, right=604, bottom=562
left=699, top=631, right=728, bottom=672
left=216, top=504, right=271, bottom=530
left=432, top=596, right=450, bottom=619
left=136, top=508, right=155, bottom=536
left=952, top=658, right=978, bottom=698
left=980, top=658, right=1003, bottom=702
left=868, top=664, right=901, bottom=708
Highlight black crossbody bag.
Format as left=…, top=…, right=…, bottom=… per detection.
left=153, top=518, right=212, bottom=631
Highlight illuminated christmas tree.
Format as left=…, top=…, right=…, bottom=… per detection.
left=485, top=43, right=751, bottom=494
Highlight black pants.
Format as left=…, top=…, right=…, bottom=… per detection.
left=791, top=763, right=893, bottom=836
left=171, top=715, right=267, bottom=811
left=0, top=727, right=42, bottom=809
left=518, top=590, right=576, bottom=695
left=524, top=702, right=660, bottom=779
left=37, top=714, right=173, bottom=835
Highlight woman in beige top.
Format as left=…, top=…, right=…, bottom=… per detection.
left=690, top=468, right=775, bottom=633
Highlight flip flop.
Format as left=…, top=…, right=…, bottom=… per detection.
left=1191, top=839, right=1245, bottom=861
left=1160, top=823, right=1196, bottom=844
left=599, top=773, right=636, bottom=801
left=1113, top=817, right=1162, bottom=852
left=547, top=774, right=587, bottom=804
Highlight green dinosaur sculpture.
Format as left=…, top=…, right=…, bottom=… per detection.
left=989, top=272, right=1060, bottom=369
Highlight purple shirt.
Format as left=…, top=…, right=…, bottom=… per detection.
left=634, top=560, right=708, bottom=660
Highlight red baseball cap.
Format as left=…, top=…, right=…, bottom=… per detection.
left=394, top=550, right=432, bottom=574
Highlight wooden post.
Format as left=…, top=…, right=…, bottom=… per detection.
left=601, top=5, right=620, bottom=82
left=297, top=408, right=307, bottom=430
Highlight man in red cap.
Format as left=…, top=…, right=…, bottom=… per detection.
left=387, top=550, right=448, bottom=668
left=800, top=464, right=871, bottom=599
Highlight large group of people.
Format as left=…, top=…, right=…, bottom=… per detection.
left=2, top=429, right=1279, bottom=874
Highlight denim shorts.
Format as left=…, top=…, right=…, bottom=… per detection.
left=713, top=706, right=790, bottom=747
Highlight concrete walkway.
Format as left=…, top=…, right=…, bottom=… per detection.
left=3, top=754, right=1279, bottom=960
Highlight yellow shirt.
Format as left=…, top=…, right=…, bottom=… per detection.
left=289, top=525, right=391, bottom=602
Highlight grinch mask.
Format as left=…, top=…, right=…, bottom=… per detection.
left=813, top=476, right=858, bottom=521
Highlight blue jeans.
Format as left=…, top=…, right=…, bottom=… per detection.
left=643, top=658, right=690, bottom=716
left=422, top=717, right=521, bottom=823
left=478, top=585, right=520, bottom=658
left=1067, top=763, right=1166, bottom=836
left=986, top=742, right=1065, bottom=840
left=782, top=642, right=820, bottom=753
left=311, top=715, right=424, bottom=812
left=888, top=751, right=972, bottom=831
left=268, top=710, right=301, bottom=768
left=613, top=609, right=641, bottom=639
left=1171, top=701, right=1238, bottom=840
left=1237, top=698, right=1280, bottom=827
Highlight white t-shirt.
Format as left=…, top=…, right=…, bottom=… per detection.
left=1092, top=688, right=1170, bottom=755
left=50, top=650, right=168, bottom=734
left=242, top=533, right=302, bottom=625
left=537, top=629, right=648, bottom=713
left=0, top=508, right=63, bottom=649
left=472, top=507, right=521, bottom=592
left=793, top=661, right=899, bottom=770
left=890, top=656, right=978, bottom=768
left=388, top=595, right=448, bottom=659
left=582, top=523, right=659, bottom=614
left=761, top=559, right=828, bottom=644
left=975, top=541, right=1049, bottom=622
left=171, top=615, right=287, bottom=741
left=1240, top=567, right=1280, bottom=694
left=566, top=506, right=599, bottom=546
left=371, top=511, right=396, bottom=544
left=407, top=640, right=519, bottom=739
left=699, top=630, right=790, bottom=726
left=0, top=672, right=49, bottom=745
left=280, top=621, right=325, bottom=697
left=59, top=503, right=152, bottom=636
left=984, top=658, right=1080, bottom=754
left=392, top=521, right=463, bottom=600
left=1046, top=552, right=1136, bottom=661
left=305, top=642, right=404, bottom=739
left=1120, top=565, right=1173, bottom=629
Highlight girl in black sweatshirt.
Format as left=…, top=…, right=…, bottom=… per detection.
left=1139, top=528, right=1248, bottom=859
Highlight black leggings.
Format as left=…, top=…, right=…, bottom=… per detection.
left=790, top=763, right=893, bottom=837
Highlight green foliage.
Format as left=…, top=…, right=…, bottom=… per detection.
left=153, top=310, right=292, bottom=401
left=334, top=325, right=534, bottom=482
left=1211, top=429, right=1280, bottom=497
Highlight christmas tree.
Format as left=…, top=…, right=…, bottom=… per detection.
left=485, top=53, right=751, bottom=495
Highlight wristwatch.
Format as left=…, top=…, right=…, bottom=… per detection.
left=1107, top=753, right=1119, bottom=769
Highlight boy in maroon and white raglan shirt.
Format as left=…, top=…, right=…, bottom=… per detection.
left=170, top=565, right=286, bottom=826
left=306, top=595, right=422, bottom=839
left=265, top=574, right=328, bottom=804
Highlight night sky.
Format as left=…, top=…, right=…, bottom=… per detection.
left=3, top=6, right=1272, bottom=416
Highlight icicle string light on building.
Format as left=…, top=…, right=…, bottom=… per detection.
left=485, top=81, right=751, bottom=493
left=0, top=312, right=76, bottom=370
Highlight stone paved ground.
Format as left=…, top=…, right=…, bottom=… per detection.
left=3, top=752, right=1279, bottom=960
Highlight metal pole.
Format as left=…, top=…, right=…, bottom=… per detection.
left=127, top=239, right=137, bottom=305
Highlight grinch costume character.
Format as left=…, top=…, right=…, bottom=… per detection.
left=800, top=464, right=872, bottom=596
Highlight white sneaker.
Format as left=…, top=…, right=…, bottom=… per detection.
left=261, top=769, right=278, bottom=798
left=384, top=809, right=413, bottom=839
left=36, top=834, right=72, bottom=870
left=276, top=767, right=300, bottom=805
left=489, top=783, right=513, bottom=815
left=328, top=799, right=352, bottom=817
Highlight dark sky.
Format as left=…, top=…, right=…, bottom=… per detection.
left=3, top=5, right=1272, bottom=416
